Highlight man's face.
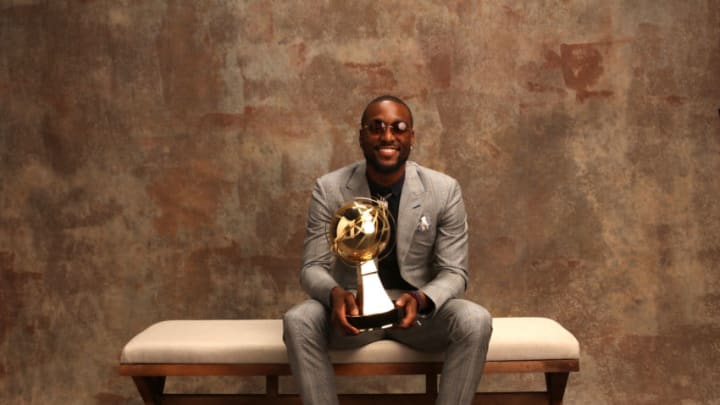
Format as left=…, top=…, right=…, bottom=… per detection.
left=359, top=100, right=415, bottom=175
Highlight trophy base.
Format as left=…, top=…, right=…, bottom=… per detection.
left=347, top=307, right=405, bottom=330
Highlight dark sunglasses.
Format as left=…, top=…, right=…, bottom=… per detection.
left=362, top=119, right=411, bottom=135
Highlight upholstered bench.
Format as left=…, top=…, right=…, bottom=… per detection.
left=119, top=317, right=579, bottom=404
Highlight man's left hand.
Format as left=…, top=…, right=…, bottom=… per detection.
left=395, top=293, right=419, bottom=328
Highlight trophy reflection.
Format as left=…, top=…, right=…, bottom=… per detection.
left=329, top=197, right=404, bottom=330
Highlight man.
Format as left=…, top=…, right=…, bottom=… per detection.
left=283, top=95, right=492, bottom=405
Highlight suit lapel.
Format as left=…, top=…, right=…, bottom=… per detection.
left=341, top=161, right=370, bottom=201
left=396, top=162, right=425, bottom=265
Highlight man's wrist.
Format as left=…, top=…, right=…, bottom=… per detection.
left=409, top=290, right=435, bottom=316
left=329, top=286, right=343, bottom=307
left=409, top=290, right=426, bottom=310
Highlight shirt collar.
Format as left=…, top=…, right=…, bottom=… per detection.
left=367, top=173, right=405, bottom=198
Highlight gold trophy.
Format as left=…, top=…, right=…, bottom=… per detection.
left=329, top=197, right=404, bottom=330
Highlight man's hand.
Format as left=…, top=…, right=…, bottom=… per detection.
left=395, top=293, right=420, bottom=329
left=330, top=287, right=361, bottom=335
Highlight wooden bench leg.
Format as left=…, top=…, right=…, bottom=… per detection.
left=425, top=373, right=437, bottom=395
left=266, top=375, right=279, bottom=397
left=545, top=372, right=569, bottom=405
left=132, top=376, right=165, bottom=405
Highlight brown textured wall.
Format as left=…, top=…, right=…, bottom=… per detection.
left=1, top=1, right=719, bottom=404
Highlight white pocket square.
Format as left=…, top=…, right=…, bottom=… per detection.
left=417, top=215, right=431, bottom=232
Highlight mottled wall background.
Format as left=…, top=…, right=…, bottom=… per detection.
left=1, top=1, right=719, bottom=404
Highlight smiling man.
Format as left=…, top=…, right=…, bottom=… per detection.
left=360, top=96, right=414, bottom=182
left=283, top=95, right=493, bottom=405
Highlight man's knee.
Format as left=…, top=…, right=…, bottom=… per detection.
left=283, top=300, right=328, bottom=342
left=445, top=300, right=493, bottom=343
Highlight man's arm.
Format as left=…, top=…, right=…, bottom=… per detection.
left=299, top=180, right=339, bottom=307
left=419, top=178, right=469, bottom=314
left=300, top=179, right=362, bottom=335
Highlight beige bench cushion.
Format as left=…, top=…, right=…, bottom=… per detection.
left=120, top=317, right=579, bottom=365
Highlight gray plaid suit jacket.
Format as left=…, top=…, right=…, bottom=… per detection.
left=300, top=160, right=470, bottom=315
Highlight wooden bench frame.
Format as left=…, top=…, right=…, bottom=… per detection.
left=119, top=358, right=579, bottom=404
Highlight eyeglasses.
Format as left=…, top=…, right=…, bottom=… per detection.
left=362, top=119, right=411, bottom=135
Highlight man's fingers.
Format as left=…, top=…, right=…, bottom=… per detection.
left=343, top=320, right=360, bottom=335
left=332, top=306, right=358, bottom=335
left=338, top=312, right=360, bottom=335
left=396, top=293, right=418, bottom=328
left=342, top=295, right=360, bottom=334
left=345, top=295, right=360, bottom=317
left=331, top=291, right=361, bottom=335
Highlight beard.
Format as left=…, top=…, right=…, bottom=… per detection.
left=363, top=148, right=411, bottom=174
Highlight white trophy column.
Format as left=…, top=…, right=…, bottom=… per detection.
left=358, top=260, right=395, bottom=315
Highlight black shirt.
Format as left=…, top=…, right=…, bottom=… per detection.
left=367, top=175, right=416, bottom=291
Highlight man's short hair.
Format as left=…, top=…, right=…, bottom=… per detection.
left=360, top=95, right=414, bottom=127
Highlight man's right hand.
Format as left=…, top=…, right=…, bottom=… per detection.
left=330, top=287, right=361, bottom=335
